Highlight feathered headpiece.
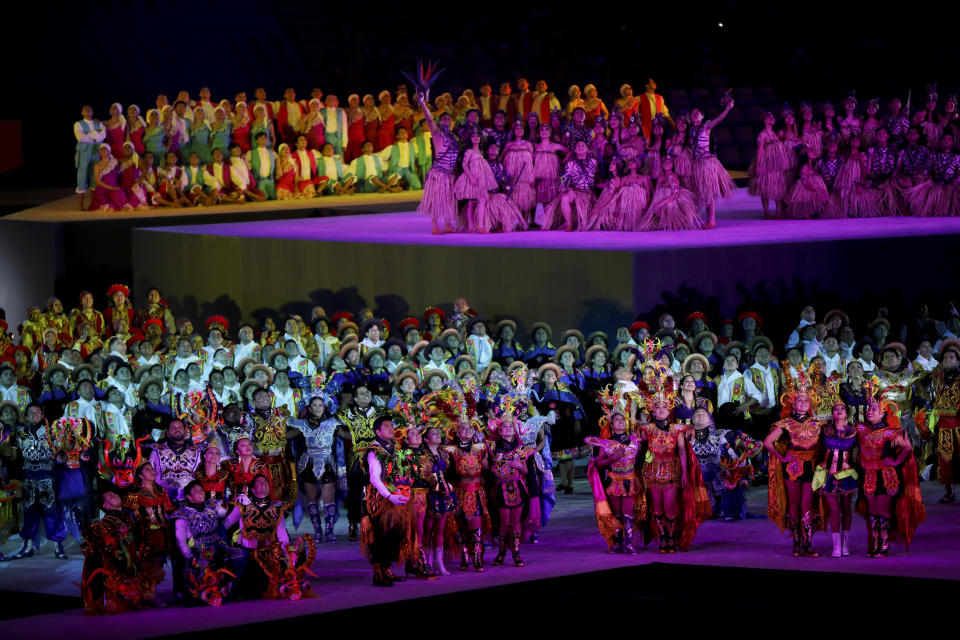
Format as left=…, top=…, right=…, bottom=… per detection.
left=597, top=385, right=628, bottom=437
left=294, top=369, right=340, bottom=417
left=780, top=360, right=824, bottom=407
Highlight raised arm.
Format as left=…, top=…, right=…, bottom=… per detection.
left=708, top=100, right=734, bottom=129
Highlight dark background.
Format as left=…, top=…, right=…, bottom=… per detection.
left=3, top=1, right=959, bottom=187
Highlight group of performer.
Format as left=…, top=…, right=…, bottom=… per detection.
left=1, top=285, right=955, bottom=611
left=72, top=77, right=738, bottom=230
left=749, top=87, right=960, bottom=218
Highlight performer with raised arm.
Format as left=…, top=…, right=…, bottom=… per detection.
left=688, top=92, right=736, bottom=229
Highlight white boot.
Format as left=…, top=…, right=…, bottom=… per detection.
left=841, top=531, right=850, bottom=557
left=434, top=545, right=450, bottom=576
left=831, top=533, right=842, bottom=558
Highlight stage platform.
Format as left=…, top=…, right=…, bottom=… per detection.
left=130, top=188, right=960, bottom=336
left=0, top=191, right=420, bottom=332
left=1, top=484, right=956, bottom=638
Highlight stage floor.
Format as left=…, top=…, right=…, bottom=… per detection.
left=3, top=190, right=422, bottom=223
left=145, top=188, right=960, bottom=251
left=1, top=483, right=956, bottom=639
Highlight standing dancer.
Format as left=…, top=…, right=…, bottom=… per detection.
left=764, top=362, right=824, bottom=557
left=748, top=111, right=787, bottom=219
left=532, top=124, right=567, bottom=225
left=414, top=88, right=459, bottom=234
left=856, top=382, right=924, bottom=557
left=454, top=128, right=497, bottom=233
left=502, top=122, right=537, bottom=223
left=688, top=94, right=735, bottom=229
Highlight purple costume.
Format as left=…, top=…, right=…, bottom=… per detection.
left=540, top=157, right=598, bottom=230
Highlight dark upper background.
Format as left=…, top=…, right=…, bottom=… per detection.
left=2, top=1, right=958, bottom=187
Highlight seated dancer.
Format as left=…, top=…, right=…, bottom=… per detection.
left=347, top=141, right=401, bottom=193
left=357, top=413, right=414, bottom=587
left=79, top=483, right=157, bottom=614
left=856, top=381, right=924, bottom=558
left=541, top=140, right=598, bottom=231
left=590, top=157, right=652, bottom=231
left=454, top=128, right=498, bottom=232
left=318, top=142, right=357, bottom=194
left=784, top=151, right=830, bottom=219
left=638, top=154, right=700, bottom=231
left=688, top=94, right=736, bottom=229
left=764, top=362, right=824, bottom=557
left=222, top=474, right=290, bottom=596
left=228, top=143, right=267, bottom=202
left=292, top=135, right=326, bottom=198
left=415, top=94, right=459, bottom=234
left=891, top=126, right=929, bottom=215
left=381, top=126, right=421, bottom=190
left=586, top=386, right=646, bottom=554
left=204, top=147, right=243, bottom=203
left=171, top=480, right=237, bottom=606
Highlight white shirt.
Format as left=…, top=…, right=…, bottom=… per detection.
left=74, top=119, right=106, bottom=144
left=467, top=335, right=493, bottom=372
left=69, top=396, right=102, bottom=424
left=321, top=156, right=340, bottom=180
left=748, top=363, right=777, bottom=409
left=282, top=101, right=303, bottom=129
left=234, top=341, right=258, bottom=363
left=323, top=107, right=340, bottom=133
left=716, top=371, right=762, bottom=407
left=100, top=403, right=131, bottom=438
left=914, top=355, right=938, bottom=372
left=254, top=148, right=272, bottom=178
left=785, top=319, right=815, bottom=349
left=229, top=157, right=251, bottom=190
left=858, top=358, right=877, bottom=373
left=271, top=384, right=297, bottom=416
left=288, top=354, right=316, bottom=377
left=0, top=383, right=26, bottom=405
left=170, top=355, right=201, bottom=377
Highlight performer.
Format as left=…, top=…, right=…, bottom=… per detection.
left=541, top=140, right=598, bottom=231
left=241, top=387, right=297, bottom=507
left=454, top=128, right=497, bottom=232
left=689, top=95, right=736, bottom=229
left=276, top=88, right=305, bottom=147
left=638, top=78, right=673, bottom=141
left=502, top=123, right=537, bottom=222
left=748, top=111, right=787, bottom=219
left=124, top=462, right=174, bottom=594
left=917, top=343, right=960, bottom=502
left=532, top=124, right=567, bottom=218
left=357, top=413, right=414, bottom=586
left=636, top=372, right=709, bottom=553
left=288, top=389, right=347, bottom=543
left=487, top=411, right=536, bottom=566
left=764, top=362, right=824, bottom=557
left=149, top=419, right=201, bottom=502
left=638, top=154, right=700, bottom=231
left=441, top=416, right=489, bottom=572
left=79, top=483, right=156, bottom=614
left=817, top=394, right=858, bottom=558
left=6, top=404, right=68, bottom=560
left=785, top=151, right=830, bottom=219
left=415, top=94, right=459, bottom=234
left=246, top=133, right=277, bottom=200
left=171, top=481, right=236, bottom=605
left=585, top=387, right=645, bottom=554
left=856, top=382, right=925, bottom=557
left=591, top=157, right=651, bottom=231
left=75, top=105, right=107, bottom=210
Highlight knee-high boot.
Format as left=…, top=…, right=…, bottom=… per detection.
left=664, top=517, right=677, bottom=553
left=494, top=535, right=508, bottom=565
left=472, top=528, right=485, bottom=572
left=307, top=502, right=322, bottom=543
left=622, top=515, right=638, bottom=555
left=511, top=532, right=524, bottom=566
left=323, top=503, right=338, bottom=543
left=654, top=514, right=667, bottom=554
left=433, top=544, right=450, bottom=576
left=801, top=511, right=818, bottom=557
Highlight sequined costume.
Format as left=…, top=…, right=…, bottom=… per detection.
left=766, top=413, right=824, bottom=550
left=242, top=408, right=297, bottom=507
left=149, top=440, right=201, bottom=502
left=856, top=419, right=925, bottom=552
left=79, top=508, right=156, bottom=615
left=875, top=368, right=922, bottom=445
left=819, top=423, right=858, bottom=495
left=16, top=422, right=67, bottom=545
left=638, top=420, right=711, bottom=551
left=124, top=484, right=174, bottom=589
left=918, top=367, right=960, bottom=485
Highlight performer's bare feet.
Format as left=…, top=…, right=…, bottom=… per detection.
left=432, top=227, right=444, bottom=235
left=702, top=219, right=716, bottom=230
left=443, top=226, right=455, bottom=233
